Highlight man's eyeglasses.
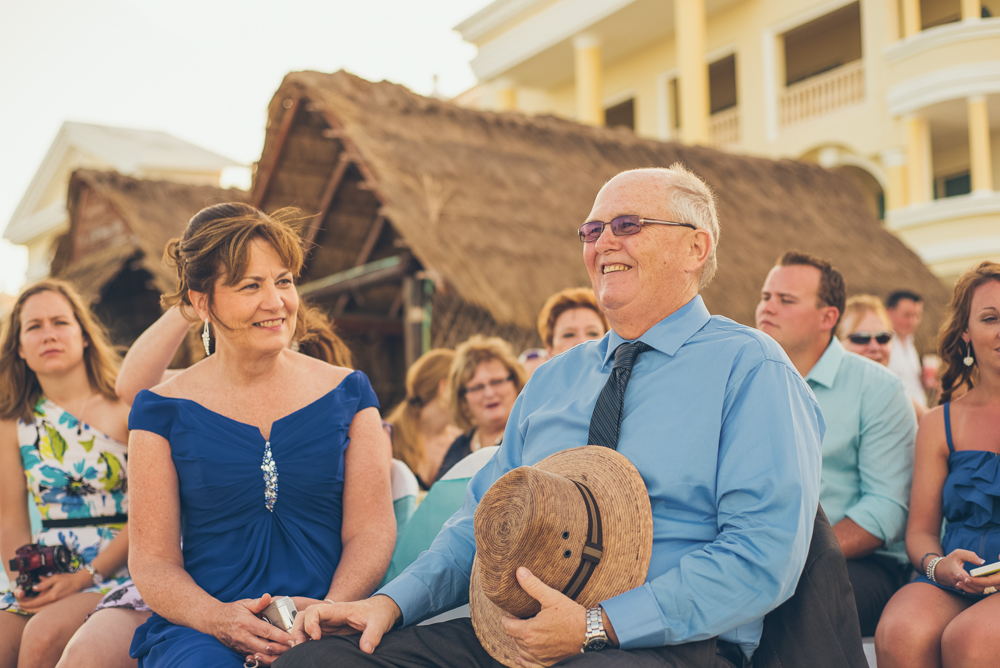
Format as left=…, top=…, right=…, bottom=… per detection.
left=461, top=375, right=514, bottom=397
left=846, top=331, right=894, bottom=345
left=578, top=215, right=696, bottom=243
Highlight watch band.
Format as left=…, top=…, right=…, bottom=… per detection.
left=582, top=606, right=609, bottom=652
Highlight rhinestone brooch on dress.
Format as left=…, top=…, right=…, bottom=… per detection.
left=261, top=441, right=278, bottom=512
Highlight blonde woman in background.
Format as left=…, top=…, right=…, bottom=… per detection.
left=838, top=295, right=927, bottom=420
left=386, top=349, right=463, bottom=490
left=446, top=335, right=526, bottom=460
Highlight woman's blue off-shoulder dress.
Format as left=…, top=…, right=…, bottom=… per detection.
left=128, top=371, right=378, bottom=667
left=910, top=402, right=1000, bottom=599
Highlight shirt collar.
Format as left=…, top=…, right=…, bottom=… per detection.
left=805, top=336, right=845, bottom=389
left=602, top=295, right=711, bottom=369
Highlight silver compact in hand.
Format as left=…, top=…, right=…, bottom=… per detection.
left=259, top=596, right=297, bottom=632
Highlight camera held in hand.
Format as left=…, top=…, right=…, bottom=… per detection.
left=259, top=596, right=298, bottom=632
left=8, top=544, right=73, bottom=597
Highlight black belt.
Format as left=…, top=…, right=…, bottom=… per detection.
left=716, top=640, right=746, bottom=668
left=42, top=514, right=128, bottom=529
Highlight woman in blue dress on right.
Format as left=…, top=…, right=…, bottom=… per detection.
left=127, top=203, right=395, bottom=667
left=876, top=261, right=1000, bottom=668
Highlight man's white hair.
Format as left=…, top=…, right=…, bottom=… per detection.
left=619, top=164, right=721, bottom=288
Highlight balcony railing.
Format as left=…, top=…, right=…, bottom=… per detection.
left=780, top=60, right=864, bottom=127
left=709, top=107, right=740, bottom=148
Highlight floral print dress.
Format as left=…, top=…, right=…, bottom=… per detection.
left=1, top=397, right=130, bottom=616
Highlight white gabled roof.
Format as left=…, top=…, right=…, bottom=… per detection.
left=4, top=121, right=240, bottom=245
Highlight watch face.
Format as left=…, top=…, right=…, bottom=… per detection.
left=583, top=637, right=609, bottom=652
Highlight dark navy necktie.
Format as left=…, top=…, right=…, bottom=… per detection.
left=587, top=341, right=653, bottom=450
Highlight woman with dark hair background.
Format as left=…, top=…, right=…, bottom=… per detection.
left=876, top=261, right=1000, bottom=667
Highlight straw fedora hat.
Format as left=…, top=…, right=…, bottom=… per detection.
left=469, top=446, right=653, bottom=667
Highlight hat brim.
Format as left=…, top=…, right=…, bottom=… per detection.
left=470, top=446, right=653, bottom=667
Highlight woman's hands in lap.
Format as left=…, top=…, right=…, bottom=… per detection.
left=207, top=594, right=293, bottom=666
left=15, top=571, right=93, bottom=613
left=938, top=550, right=1000, bottom=594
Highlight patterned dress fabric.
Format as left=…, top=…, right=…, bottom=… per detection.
left=910, top=402, right=1000, bottom=599
left=127, top=370, right=378, bottom=667
left=92, top=578, right=150, bottom=614
left=1, top=397, right=130, bottom=615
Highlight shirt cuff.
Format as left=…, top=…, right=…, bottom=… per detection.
left=600, top=583, right=666, bottom=649
left=845, top=501, right=906, bottom=546
left=376, top=572, right=433, bottom=626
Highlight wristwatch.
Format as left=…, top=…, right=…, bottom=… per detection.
left=582, top=606, right=610, bottom=652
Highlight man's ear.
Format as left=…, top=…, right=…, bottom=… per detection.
left=686, top=229, right=712, bottom=272
left=820, top=306, right=840, bottom=333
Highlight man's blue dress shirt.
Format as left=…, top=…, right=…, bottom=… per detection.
left=378, top=296, right=824, bottom=657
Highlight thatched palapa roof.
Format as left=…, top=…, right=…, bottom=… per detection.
left=54, top=169, right=248, bottom=301
left=258, top=71, right=949, bottom=352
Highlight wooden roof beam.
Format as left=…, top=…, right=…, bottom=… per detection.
left=333, top=215, right=387, bottom=315
left=304, top=152, right=352, bottom=245
left=298, top=254, right=412, bottom=301
left=253, top=96, right=301, bottom=209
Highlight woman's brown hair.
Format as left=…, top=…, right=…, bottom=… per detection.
left=938, top=261, right=1000, bottom=403
left=162, top=202, right=308, bottom=341
left=386, top=349, right=455, bottom=473
left=448, top=335, right=527, bottom=432
left=296, top=304, right=354, bottom=368
left=537, top=288, right=608, bottom=349
left=0, top=279, right=120, bottom=422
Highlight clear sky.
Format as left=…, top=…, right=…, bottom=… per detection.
left=0, top=0, right=492, bottom=295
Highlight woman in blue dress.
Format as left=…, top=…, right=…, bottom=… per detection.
left=127, top=203, right=396, bottom=667
left=0, top=279, right=133, bottom=668
left=876, top=261, right=1000, bottom=668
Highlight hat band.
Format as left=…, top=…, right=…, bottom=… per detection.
left=561, top=480, right=604, bottom=601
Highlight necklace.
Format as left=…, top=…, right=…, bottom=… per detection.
left=76, top=392, right=95, bottom=436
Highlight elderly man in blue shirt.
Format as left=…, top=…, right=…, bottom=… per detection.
left=276, top=167, right=823, bottom=668
left=756, top=251, right=917, bottom=637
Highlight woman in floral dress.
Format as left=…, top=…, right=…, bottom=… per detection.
left=0, top=279, right=132, bottom=668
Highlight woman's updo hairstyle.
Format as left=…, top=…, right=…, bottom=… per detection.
left=162, top=203, right=306, bottom=339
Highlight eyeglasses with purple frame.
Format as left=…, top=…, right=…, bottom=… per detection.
left=578, top=215, right=697, bottom=242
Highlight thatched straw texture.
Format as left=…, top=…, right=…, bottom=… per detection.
left=55, top=169, right=248, bottom=300
left=259, top=70, right=949, bottom=352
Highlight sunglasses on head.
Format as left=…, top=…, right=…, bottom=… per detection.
left=578, top=215, right=696, bottom=242
left=847, top=331, right=894, bottom=345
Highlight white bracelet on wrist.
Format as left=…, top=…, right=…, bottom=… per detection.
left=81, top=563, right=102, bottom=587
left=926, top=556, right=945, bottom=583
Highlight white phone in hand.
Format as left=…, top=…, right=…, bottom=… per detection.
left=970, top=561, right=1000, bottom=577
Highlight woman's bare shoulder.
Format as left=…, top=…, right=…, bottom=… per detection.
left=148, top=358, right=211, bottom=399
left=289, top=351, right=354, bottom=389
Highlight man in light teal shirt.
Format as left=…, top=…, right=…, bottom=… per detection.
left=756, top=251, right=916, bottom=636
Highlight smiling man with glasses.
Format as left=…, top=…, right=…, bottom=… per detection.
left=276, top=166, right=830, bottom=668
left=755, top=251, right=917, bottom=636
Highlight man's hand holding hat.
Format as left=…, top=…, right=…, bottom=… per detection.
left=289, top=595, right=401, bottom=654
left=502, top=567, right=619, bottom=667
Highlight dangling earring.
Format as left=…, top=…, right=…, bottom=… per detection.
left=202, top=320, right=212, bottom=356
left=963, top=340, right=975, bottom=367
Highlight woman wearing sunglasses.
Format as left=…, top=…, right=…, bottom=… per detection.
left=838, top=295, right=926, bottom=420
